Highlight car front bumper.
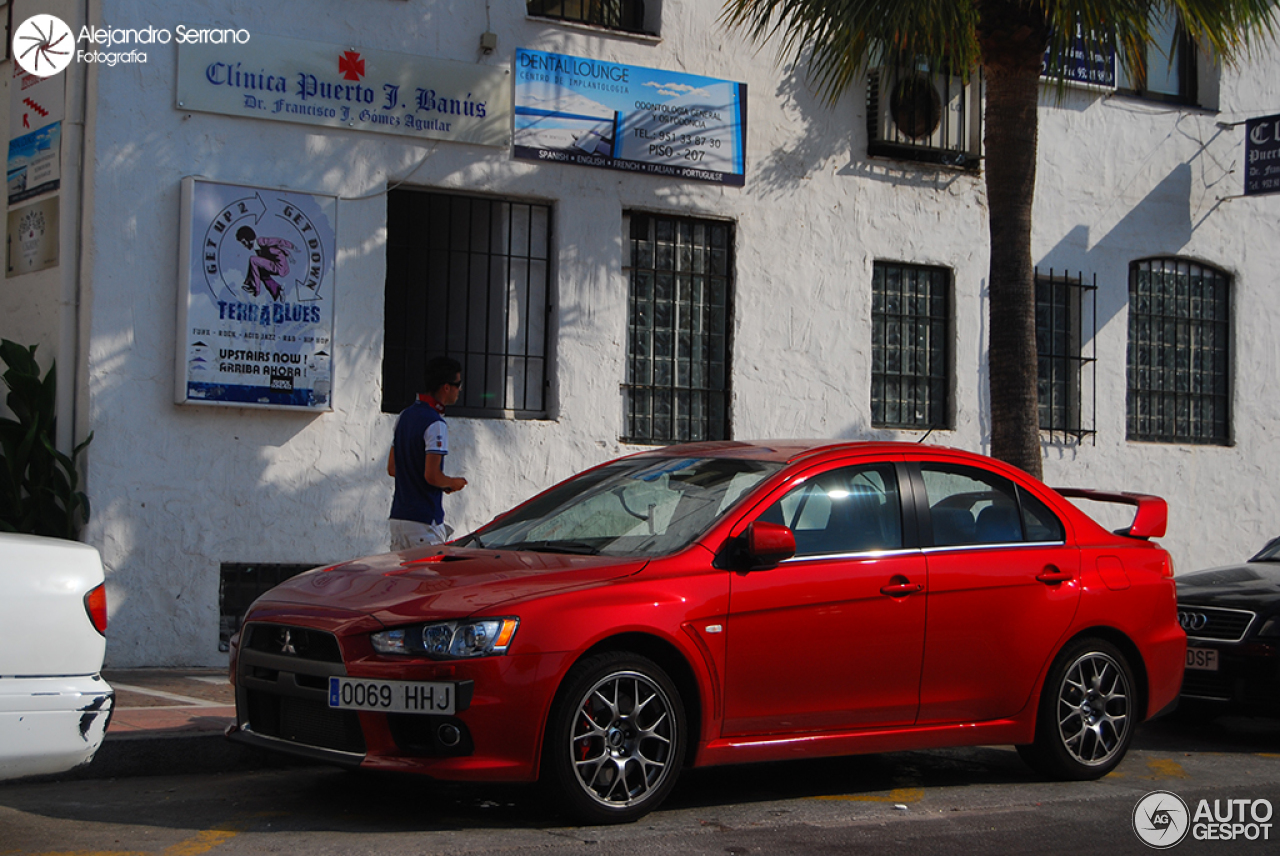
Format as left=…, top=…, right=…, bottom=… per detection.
left=1181, top=640, right=1280, bottom=710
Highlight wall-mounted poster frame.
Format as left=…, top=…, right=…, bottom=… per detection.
left=175, top=178, right=337, bottom=411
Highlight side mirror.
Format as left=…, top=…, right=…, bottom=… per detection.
left=745, top=520, right=796, bottom=569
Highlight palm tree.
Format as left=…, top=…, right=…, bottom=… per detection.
left=722, top=0, right=1277, bottom=478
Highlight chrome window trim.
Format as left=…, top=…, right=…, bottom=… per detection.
left=780, top=547, right=923, bottom=564
left=921, top=539, right=1068, bottom=554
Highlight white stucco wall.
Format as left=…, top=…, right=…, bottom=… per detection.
left=9, top=0, right=1276, bottom=666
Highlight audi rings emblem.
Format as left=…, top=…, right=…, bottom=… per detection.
left=1177, top=611, right=1209, bottom=632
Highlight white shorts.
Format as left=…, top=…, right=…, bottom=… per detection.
left=389, top=518, right=451, bottom=551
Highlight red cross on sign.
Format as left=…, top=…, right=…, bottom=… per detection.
left=338, top=51, right=365, bottom=82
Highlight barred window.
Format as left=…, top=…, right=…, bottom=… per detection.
left=871, top=262, right=950, bottom=429
left=527, top=0, right=647, bottom=34
left=1036, top=270, right=1096, bottom=441
left=382, top=190, right=551, bottom=418
left=1127, top=259, right=1230, bottom=444
left=623, top=212, right=732, bottom=444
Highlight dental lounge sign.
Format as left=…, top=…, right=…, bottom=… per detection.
left=1245, top=113, right=1280, bottom=196
left=176, top=33, right=511, bottom=147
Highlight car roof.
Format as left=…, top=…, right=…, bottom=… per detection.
left=633, top=439, right=980, bottom=466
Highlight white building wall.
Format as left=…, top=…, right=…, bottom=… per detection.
left=5, top=0, right=1274, bottom=665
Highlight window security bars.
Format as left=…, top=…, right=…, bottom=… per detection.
left=872, top=262, right=949, bottom=430
left=382, top=190, right=552, bottom=418
left=1035, top=269, right=1096, bottom=442
left=1127, top=259, right=1230, bottom=445
left=866, top=64, right=982, bottom=169
left=527, top=0, right=646, bottom=34
left=219, top=563, right=314, bottom=652
left=623, top=213, right=731, bottom=444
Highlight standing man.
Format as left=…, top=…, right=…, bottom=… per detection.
left=387, top=357, right=467, bottom=550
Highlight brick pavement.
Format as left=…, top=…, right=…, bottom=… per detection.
left=102, top=668, right=235, bottom=738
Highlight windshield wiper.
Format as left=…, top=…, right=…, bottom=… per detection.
left=511, top=540, right=602, bottom=555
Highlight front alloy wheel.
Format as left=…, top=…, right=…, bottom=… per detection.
left=544, top=652, right=685, bottom=824
left=1018, top=638, right=1136, bottom=780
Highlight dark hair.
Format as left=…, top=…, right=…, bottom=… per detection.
left=236, top=226, right=256, bottom=243
left=424, top=356, right=462, bottom=394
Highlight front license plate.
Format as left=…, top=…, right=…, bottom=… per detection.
left=1186, top=647, right=1219, bottom=671
left=328, top=677, right=456, bottom=714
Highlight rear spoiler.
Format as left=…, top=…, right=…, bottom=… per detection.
left=1053, top=488, right=1168, bottom=540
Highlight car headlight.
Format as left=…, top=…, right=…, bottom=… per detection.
left=371, top=618, right=519, bottom=658
left=1257, top=617, right=1279, bottom=639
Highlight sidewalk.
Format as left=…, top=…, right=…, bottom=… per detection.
left=46, top=669, right=312, bottom=781
left=104, top=668, right=236, bottom=738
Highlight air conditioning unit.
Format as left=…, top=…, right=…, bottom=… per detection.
left=867, top=66, right=982, bottom=167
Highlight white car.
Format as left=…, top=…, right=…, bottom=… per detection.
left=0, top=533, right=114, bottom=780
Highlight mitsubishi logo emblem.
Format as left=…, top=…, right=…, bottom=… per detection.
left=276, top=628, right=297, bottom=655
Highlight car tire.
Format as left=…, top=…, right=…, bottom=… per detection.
left=1017, top=637, right=1137, bottom=780
left=541, top=651, right=685, bottom=825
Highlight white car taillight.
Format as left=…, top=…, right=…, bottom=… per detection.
left=84, top=583, right=108, bottom=635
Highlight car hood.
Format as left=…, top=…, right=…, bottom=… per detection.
left=250, top=546, right=649, bottom=626
left=1176, top=560, right=1280, bottom=609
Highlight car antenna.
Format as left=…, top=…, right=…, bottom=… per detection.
left=917, top=427, right=934, bottom=444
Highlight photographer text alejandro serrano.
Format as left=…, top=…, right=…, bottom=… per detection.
left=76, top=25, right=249, bottom=66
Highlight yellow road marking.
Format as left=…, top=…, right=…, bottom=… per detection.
left=812, top=787, right=925, bottom=803
left=1144, top=758, right=1190, bottom=779
left=164, top=828, right=239, bottom=856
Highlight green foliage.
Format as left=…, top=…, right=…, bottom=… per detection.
left=720, top=1, right=1280, bottom=105
left=0, top=340, right=92, bottom=538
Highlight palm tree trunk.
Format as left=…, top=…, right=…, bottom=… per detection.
left=978, top=2, right=1048, bottom=479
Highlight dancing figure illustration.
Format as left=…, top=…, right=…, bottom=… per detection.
left=237, top=227, right=297, bottom=301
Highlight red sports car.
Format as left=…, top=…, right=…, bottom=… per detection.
left=227, top=441, right=1185, bottom=823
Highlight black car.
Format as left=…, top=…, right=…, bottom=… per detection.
left=1176, top=537, right=1280, bottom=712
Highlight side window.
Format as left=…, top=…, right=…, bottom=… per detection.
left=761, top=464, right=902, bottom=557
left=1018, top=486, right=1065, bottom=542
left=920, top=464, right=1063, bottom=546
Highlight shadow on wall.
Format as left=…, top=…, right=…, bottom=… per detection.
left=1039, top=161, right=1195, bottom=341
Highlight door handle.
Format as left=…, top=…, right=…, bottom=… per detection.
left=880, top=580, right=924, bottom=597
left=1036, top=567, right=1075, bottom=584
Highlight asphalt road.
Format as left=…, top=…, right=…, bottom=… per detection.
left=2, top=711, right=1278, bottom=855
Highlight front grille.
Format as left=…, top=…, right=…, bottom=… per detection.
left=246, top=690, right=365, bottom=753
left=245, top=623, right=343, bottom=662
left=1179, top=606, right=1256, bottom=642
left=236, top=621, right=363, bottom=757
left=1180, top=670, right=1233, bottom=700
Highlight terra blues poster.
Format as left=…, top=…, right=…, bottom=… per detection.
left=176, top=178, right=337, bottom=410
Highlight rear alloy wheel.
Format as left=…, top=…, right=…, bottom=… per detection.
left=1018, top=638, right=1136, bottom=780
left=543, top=651, right=685, bottom=824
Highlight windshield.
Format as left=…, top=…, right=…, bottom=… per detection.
left=461, top=457, right=782, bottom=557
left=1250, top=536, right=1280, bottom=562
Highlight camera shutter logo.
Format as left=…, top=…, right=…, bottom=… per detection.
left=14, top=15, right=75, bottom=78
left=1134, top=790, right=1191, bottom=849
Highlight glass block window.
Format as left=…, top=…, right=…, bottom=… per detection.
left=1036, top=270, right=1096, bottom=441
left=527, top=0, right=646, bottom=34
left=871, top=262, right=950, bottom=429
left=1127, top=259, right=1230, bottom=444
left=623, top=212, right=732, bottom=444
left=382, top=190, right=552, bottom=418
